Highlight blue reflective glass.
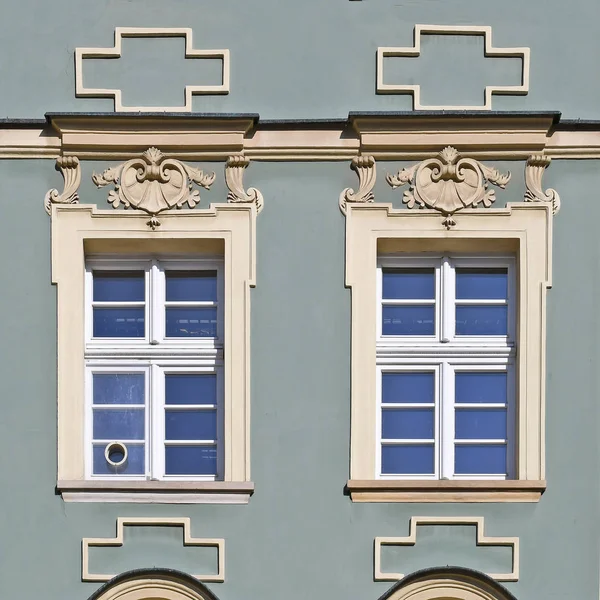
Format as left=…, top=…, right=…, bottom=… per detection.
left=382, top=409, right=434, bottom=439
left=93, top=271, right=145, bottom=302
left=165, top=445, right=217, bottom=475
left=93, top=443, right=145, bottom=475
left=165, top=410, right=217, bottom=441
left=381, top=445, right=434, bottom=475
left=455, top=372, right=507, bottom=404
left=382, top=372, right=435, bottom=404
left=166, top=307, right=217, bottom=337
left=382, top=268, right=435, bottom=300
left=455, top=444, right=507, bottom=475
left=93, top=373, right=145, bottom=405
left=456, top=268, right=508, bottom=300
left=455, top=305, right=507, bottom=336
left=93, top=408, right=145, bottom=440
left=382, top=305, right=435, bottom=335
left=166, top=270, right=217, bottom=302
left=455, top=409, right=507, bottom=440
left=93, top=307, right=145, bottom=337
left=165, top=374, right=217, bottom=405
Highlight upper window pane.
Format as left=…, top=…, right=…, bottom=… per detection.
left=456, top=268, right=508, bottom=300
left=93, top=271, right=145, bottom=302
left=166, top=307, right=218, bottom=337
left=382, top=268, right=435, bottom=300
left=455, top=305, right=508, bottom=336
left=166, top=271, right=217, bottom=302
left=382, top=372, right=435, bottom=404
left=382, top=305, right=435, bottom=336
left=93, top=307, right=145, bottom=338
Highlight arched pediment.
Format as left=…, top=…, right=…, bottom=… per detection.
left=87, top=568, right=221, bottom=600
left=378, top=567, right=518, bottom=600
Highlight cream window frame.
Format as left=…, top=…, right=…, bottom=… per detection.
left=51, top=202, right=256, bottom=503
left=345, top=202, right=552, bottom=502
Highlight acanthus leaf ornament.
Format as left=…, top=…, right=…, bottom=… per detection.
left=225, top=155, right=264, bottom=212
left=44, top=156, right=82, bottom=215
left=524, top=154, right=560, bottom=215
left=386, top=146, right=511, bottom=229
left=339, top=155, right=376, bottom=215
left=92, top=147, right=216, bottom=230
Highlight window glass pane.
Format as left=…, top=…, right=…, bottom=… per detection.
left=93, top=408, right=145, bottom=440
left=455, top=305, right=507, bottom=336
left=93, top=307, right=145, bottom=338
left=165, top=445, right=217, bottom=475
left=165, top=410, right=217, bottom=441
left=382, top=372, right=435, bottom=404
left=93, top=373, right=145, bottom=405
left=381, top=445, right=434, bottom=475
left=93, top=271, right=145, bottom=302
left=166, top=307, right=217, bottom=337
left=166, top=270, right=217, bottom=302
left=455, top=372, right=507, bottom=404
left=456, top=268, right=507, bottom=300
left=165, top=374, right=217, bottom=405
left=382, top=409, right=434, bottom=439
left=455, top=409, right=507, bottom=440
left=455, top=444, right=507, bottom=475
left=382, top=305, right=435, bottom=336
left=382, top=268, right=435, bottom=300
left=93, top=443, right=144, bottom=475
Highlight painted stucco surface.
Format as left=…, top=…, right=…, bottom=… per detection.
left=0, top=0, right=598, bottom=118
left=0, top=159, right=596, bottom=599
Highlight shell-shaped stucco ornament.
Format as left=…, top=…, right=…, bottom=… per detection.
left=386, top=146, right=511, bottom=229
left=92, top=147, right=216, bottom=229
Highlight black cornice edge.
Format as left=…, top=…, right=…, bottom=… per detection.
left=44, top=112, right=260, bottom=123
left=349, top=110, right=562, bottom=124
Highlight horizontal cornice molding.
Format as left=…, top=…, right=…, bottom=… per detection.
left=2, top=111, right=600, bottom=159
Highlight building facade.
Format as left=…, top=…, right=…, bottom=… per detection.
left=0, top=2, right=598, bottom=599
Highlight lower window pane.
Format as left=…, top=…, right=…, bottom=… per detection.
left=165, top=410, right=217, bottom=441
left=382, top=372, right=435, bottom=404
left=166, top=307, right=217, bottom=337
left=93, top=373, right=145, bottom=405
left=455, top=444, right=507, bottom=475
left=165, top=374, right=217, bottom=405
left=165, top=445, right=217, bottom=475
left=93, top=408, right=145, bottom=440
left=93, top=307, right=145, bottom=338
left=92, top=444, right=145, bottom=475
left=382, top=409, right=434, bottom=439
left=382, top=305, right=435, bottom=336
left=381, top=445, right=434, bottom=475
left=455, top=409, right=507, bottom=440
left=455, top=305, right=507, bottom=336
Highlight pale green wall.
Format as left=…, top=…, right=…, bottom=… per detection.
left=0, top=158, right=597, bottom=599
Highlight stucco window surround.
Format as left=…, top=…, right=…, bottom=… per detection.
left=51, top=202, right=256, bottom=503
left=345, top=202, right=553, bottom=502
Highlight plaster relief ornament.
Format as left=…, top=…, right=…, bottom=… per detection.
left=225, top=155, right=264, bottom=212
left=386, top=146, right=511, bottom=229
left=92, top=147, right=216, bottom=230
left=339, top=155, right=377, bottom=215
left=524, top=154, right=560, bottom=215
left=44, top=156, right=82, bottom=215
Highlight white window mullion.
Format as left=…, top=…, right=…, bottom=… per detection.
left=150, top=363, right=162, bottom=480
left=440, top=362, right=454, bottom=479
left=441, top=257, right=453, bottom=343
left=150, top=260, right=161, bottom=345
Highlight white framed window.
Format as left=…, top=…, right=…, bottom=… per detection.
left=376, top=255, right=515, bottom=480
left=85, top=257, right=224, bottom=481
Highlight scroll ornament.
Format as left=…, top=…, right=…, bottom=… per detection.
left=92, top=147, right=216, bottom=230
left=339, top=155, right=376, bottom=215
left=386, top=146, right=511, bottom=229
left=44, top=156, right=82, bottom=215
left=225, top=155, right=264, bottom=212
left=524, top=155, right=560, bottom=215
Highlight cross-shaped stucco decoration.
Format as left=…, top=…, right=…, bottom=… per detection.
left=81, top=517, right=225, bottom=582
left=374, top=516, right=519, bottom=582
left=75, top=27, right=230, bottom=112
left=377, top=24, right=530, bottom=110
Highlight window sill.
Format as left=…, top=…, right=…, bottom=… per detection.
left=57, top=480, right=254, bottom=504
left=346, top=479, right=546, bottom=503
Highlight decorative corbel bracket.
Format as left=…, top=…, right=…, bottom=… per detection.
left=44, top=156, right=82, bottom=215
left=225, top=155, right=264, bottom=213
left=339, top=155, right=376, bottom=215
left=524, top=155, right=560, bottom=215
left=386, top=146, right=511, bottom=229
left=92, top=147, right=215, bottom=230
